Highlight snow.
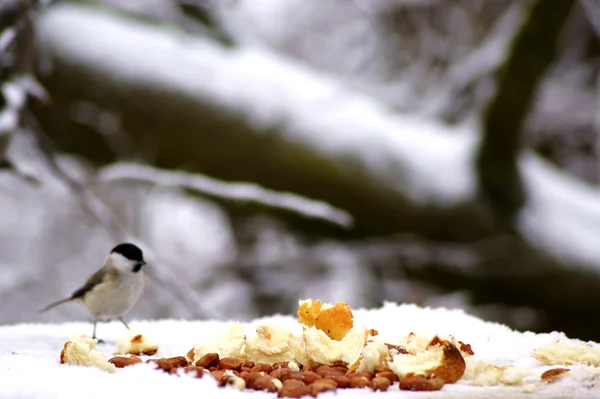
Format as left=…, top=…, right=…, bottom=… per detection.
left=518, top=153, right=600, bottom=270
left=1, top=302, right=599, bottom=398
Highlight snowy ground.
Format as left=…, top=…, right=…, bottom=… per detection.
left=0, top=302, right=598, bottom=398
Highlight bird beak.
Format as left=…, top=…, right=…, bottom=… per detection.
left=139, top=260, right=147, bottom=267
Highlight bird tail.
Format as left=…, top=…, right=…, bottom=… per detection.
left=39, top=298, right=73, bottom=313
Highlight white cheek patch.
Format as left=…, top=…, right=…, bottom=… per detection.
left=109, top=252, right=135, bottom=272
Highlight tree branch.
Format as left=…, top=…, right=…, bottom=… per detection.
left=475, top=0, right=575, bottom=229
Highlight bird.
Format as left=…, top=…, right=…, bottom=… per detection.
left=40, top=243, right=147, bottom=342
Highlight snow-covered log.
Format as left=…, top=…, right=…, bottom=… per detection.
left=33, top=4, right=600, bottom=323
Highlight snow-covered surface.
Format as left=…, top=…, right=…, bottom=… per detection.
left=1, top=302, right=599, bottom=398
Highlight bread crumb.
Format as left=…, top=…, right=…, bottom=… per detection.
left=115, top=330, right=159, bottom=356
left=357, top=338, right=390, bottom=373
left=193, top=322, right=246, bottom=360
left=60, top=334, right=115, bottom=372
left=244, top=324, right=303, bottom=365
left=302, top=324, right=367, bottom=366
left=532, top=341, right=600, bottom=366
left=522, top=383, right=537, bottom=393
left=298, top=299, right=353, bottom=341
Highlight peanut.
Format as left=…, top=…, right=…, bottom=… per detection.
left=375, top=370, right=399, bottom=383
left=370, top=377, right=390, bottom=391
left=278, top=379, right=312, bottom=398
left=270, top=368, right=292, bottom=381
left=251, top=363, right=273, bottom=374
left=196, top=353, right=219, bottom=368
left=346, top=371, right=372, bottom=381
left=183, top=366, right=205, bottom=378
left=349, top=376, right=370, bottom=389
left=147, top=358, right=173, bottom=373
left=210, top=370, right=226, bottom=381
left=219, top=357, right=243, bottom=371
left=108, top=356, right=129, bottom=368
left=311, top=379, right=337, bottom=395
left=290, top=371, right=321, bottom=384
left=327, top=374, right=350, bottom=389
left=273, top=361, right=290, bottom=369
left=374, top=364, right=392, bottom=374
left=125, top=355, right=142, bottom=366
left=167, top=356, right=188, bottom=368
left=314, top=365, right=332, bottom=377
left=399, top=375, right=445, bottom=391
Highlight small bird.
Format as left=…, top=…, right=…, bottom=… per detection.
left=40, top=243, right=147, bottom=341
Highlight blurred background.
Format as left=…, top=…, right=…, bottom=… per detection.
left=2, top=0, right=600, bottom=341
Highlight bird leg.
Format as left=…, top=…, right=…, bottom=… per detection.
left=118, top=317, right=130, bottom=330
left=92, top=319, right=105, bottom=343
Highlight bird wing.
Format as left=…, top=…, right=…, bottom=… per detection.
left=70, top=267, right=115, bottom=300
left=39, top=267, right=117, bottom=313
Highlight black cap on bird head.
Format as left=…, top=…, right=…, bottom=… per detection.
left=111, top=243, right=145, bottom=263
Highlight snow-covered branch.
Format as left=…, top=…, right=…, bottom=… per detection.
left=97, top=162, right=353, bottom=228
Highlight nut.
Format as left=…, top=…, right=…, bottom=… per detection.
left=327, top=375, right=350, bottom=389
left=244, top=373, right=278, bottom=392
left=375, top=370, right=399, bottom=383
left=184, top=366, right=205, bottom=378
left=243, top=372, right=263, bottom=389
left=290, top=371, right=321, bottom=384
left=126, top=355, right=142, bottom=366
left=167, top=356, right=189, bottom=368
left=221, top=375, right=246, bottom=390
left=211, top=370, right=226, bottom=381
left=399, top=375, right=445, bottom=391
left=314, top=365, right=332, bottom=377
left=273, top=361, right=290, bottom=369
left=541, top=368, right=570, bottom=382
left=219, top=357, right=243, bottom=371
left=196, top=353, right=219, bottom=368
left=370, top=377, right=390, bottom=391
left=256, top=376, right=279, bottom=392
left=346, top=371, right=372, bottom=381
left=311, top=378, right=337, bottom=395
left=374, top=364, right=392, bottom=374
left=302, top=364, right=314, bottom=372
left=251, top=363, right=273, bottom=374
left=108, top=356, right=130, bottom=368
left=147, top=358, right=174, bottom=373
left=271, top=368, right=292, bottom=381
left=218, top=374, right=234, bottom=387
left=349, top=376, right=370, bottom=389
left=278, top=379, right=312, bottom=398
